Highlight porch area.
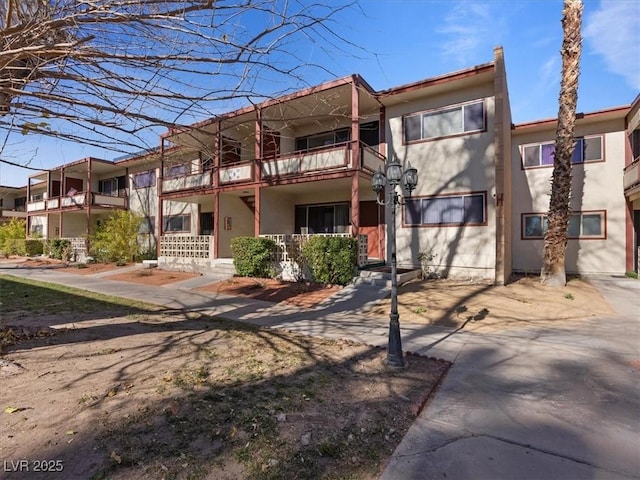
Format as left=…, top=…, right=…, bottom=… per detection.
left=156, top=233, right=369, bottom=280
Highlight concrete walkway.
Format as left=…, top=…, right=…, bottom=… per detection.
left=1, top=265, right=639, bottom=479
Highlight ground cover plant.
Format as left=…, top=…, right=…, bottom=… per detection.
left=0, top=275, right=449, bottom=479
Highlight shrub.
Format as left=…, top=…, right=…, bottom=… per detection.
left=231, top=237, right=276, bottom=278
left=24, top=239, right=44, bottom=256
left=46, top=239, right=72, bottom=261
left=302, top=236, right=357, bottom=285
left=4, top=238, right=26, bottom=256
left=0, top=218, right=26, bottom=251
left=90, top=211, right=141, bottom=263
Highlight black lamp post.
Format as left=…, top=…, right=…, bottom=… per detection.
left=372, top=156, right=418, bottom=368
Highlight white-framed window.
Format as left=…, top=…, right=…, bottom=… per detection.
left=522, top=211, right=605, bottom=239
left=164, top=214, right=191, bottom=233
left=404, top=192, right=486, bottom=226
left=521, top=135, right=603, bottom=168
left=133, top=170, right=156, bottom=189
left=404, top=100, right=485, bottom=143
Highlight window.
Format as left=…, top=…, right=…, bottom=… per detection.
left=98, top=176, right=126, bottom=196
left=133, top=170, right=156, bottom=189
left=404, top=101, right=485, bottom=143
left=296, top=128, right=350, bottom=152
left=521, top=136, right=603, bottom=168
left=30, top=224, right=43, bottom=236
left=139, top=216, right=155, bottom=234
left=164, top=214, right=190, bottom=233
left=404, top=193, right=486, bottom=226
left=630, top=129, right=640, bottom=162
left=294, top=203, right=350, bottom=234
left=522, top=211, right=605, bottom=239
left=31, top=192, right=43, bottom=201
left=165, top=164, right=189, bottom=178
left=14, top=197, right=26, bottom=211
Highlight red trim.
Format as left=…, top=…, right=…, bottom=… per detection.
left=378, top=63, right=494, bottom=98
left=513, top=105, right=630, bottom=131
left=625, top=200, right=634, bottom=271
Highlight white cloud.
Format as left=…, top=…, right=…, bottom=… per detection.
left=584, top=0, right=640, bottom=89
left=437, top=1, right=505, bottom=66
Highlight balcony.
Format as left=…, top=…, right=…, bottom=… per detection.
left=162, top=171, right=213, bottom=193
left=1, top=209, right=27, bottom=219
left=623, top=160, right=640, bottom=193
left=26, top=192, right=127, bottom=212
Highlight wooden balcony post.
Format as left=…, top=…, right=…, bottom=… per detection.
left=86, top=157, right=92, bottom=242
left=351, top=78, right=361, bottom=237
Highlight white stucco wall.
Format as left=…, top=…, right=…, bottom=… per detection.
left=511, top=117, right=627, bottom=275
left=385, top=82, right=498, bottom=280
left=218, top=194, right=255, bottom=257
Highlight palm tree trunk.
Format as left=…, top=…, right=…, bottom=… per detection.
left=541, top=0, right=583, bottom=287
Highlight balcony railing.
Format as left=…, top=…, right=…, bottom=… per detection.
left=219, top=162, right=254, bottom=185
left=162, top=171, right=213, bottom=193
left=1, top=209, right=27, bottom=218
left=262, top=142, right=351, bottom=178
left=26, top=192, right=127, bottom=211
left=623, top=160, right=640, bottom=192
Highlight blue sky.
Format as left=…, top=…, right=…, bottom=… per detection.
left=1, top=0, right=638, bottom=187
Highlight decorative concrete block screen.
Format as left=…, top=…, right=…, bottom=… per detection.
left=260, top=233, right=368, bottom=267
left=160, top=235, right=212, bottom=259
left=62, top=237, right=88, bottom=262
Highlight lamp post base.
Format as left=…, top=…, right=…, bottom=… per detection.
left=386, top=314, right=406, bottom=368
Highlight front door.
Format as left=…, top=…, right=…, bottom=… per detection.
left=360, top=200, right=383, bottom=260
left=200, top=212, right=214, bottom=235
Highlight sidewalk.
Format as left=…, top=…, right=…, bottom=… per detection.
left=2, top=265, right=639, bottom=479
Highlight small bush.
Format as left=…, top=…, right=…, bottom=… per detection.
left=90, top=211, right=141, bottom=263
left=625, top=271, right=638, bottom=279
left=4, top=238, right=26, bottom=256
left=47, top=239, right=72, bottom=260
left=24, top=239, right=44, bottom=257
left=0, top=218, right=26, bottom=251
left=302, top=236, right=357, bottom=285
left=231, top=237, right=276, bottom=278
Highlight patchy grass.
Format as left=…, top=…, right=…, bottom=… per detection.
left=0, top=274, right=160, bottom=319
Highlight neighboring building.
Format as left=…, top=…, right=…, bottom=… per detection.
left=0, top=185, right=27, bottom=225
left=2, top=47, right=637, bottom=280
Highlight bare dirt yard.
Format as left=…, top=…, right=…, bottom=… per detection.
left=197, top=277, right=343, bottom=308
left=0, top=270, right=616, bottom=479
left=368, top=274, right=615, bottom=331
left=0, top=274, right=448, bottom=480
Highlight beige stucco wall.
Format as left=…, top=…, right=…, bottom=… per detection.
left=385, top=82, right=498, bottom=280
left=511, top=118, right=627, bottom=275
left=260, top=190, right=295, bottom=234
left=61, top=212, right=89, bottom=237
left=218, top=194, right=255, bottom=257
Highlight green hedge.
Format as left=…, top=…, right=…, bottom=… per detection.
left=302, top=236, right=357, bottom=286
left=25, top=239, right=44, bottom=256
left=3, top=238, right=26, bottom=256
left=46, top=239, right=72, bottom=261
left=231, top=237, right=276, bottom=278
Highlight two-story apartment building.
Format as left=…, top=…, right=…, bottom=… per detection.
left=0, top=185, right=27, bottom=225
left=3, top=47, right=638, bottom=280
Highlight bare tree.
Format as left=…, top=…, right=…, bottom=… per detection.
left=0, top=0, right=356, bottom=165
left=541, top=0, right=583, bottom=287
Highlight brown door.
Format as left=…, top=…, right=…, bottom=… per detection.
left=360, top=200, right=384, bottom=260
left=51, top=180, right=61, bottom=197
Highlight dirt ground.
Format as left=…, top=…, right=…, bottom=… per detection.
left=369, top=275, right=615, bottom=331
left=197, top=277, right=343, bottom=308
left=0, top=265, right=619, bottom=479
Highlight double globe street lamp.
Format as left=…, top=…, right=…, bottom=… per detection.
left=372, top=156, right=418, bottom=368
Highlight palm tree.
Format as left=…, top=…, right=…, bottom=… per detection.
left=541, top=0, right=583, bottom=287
